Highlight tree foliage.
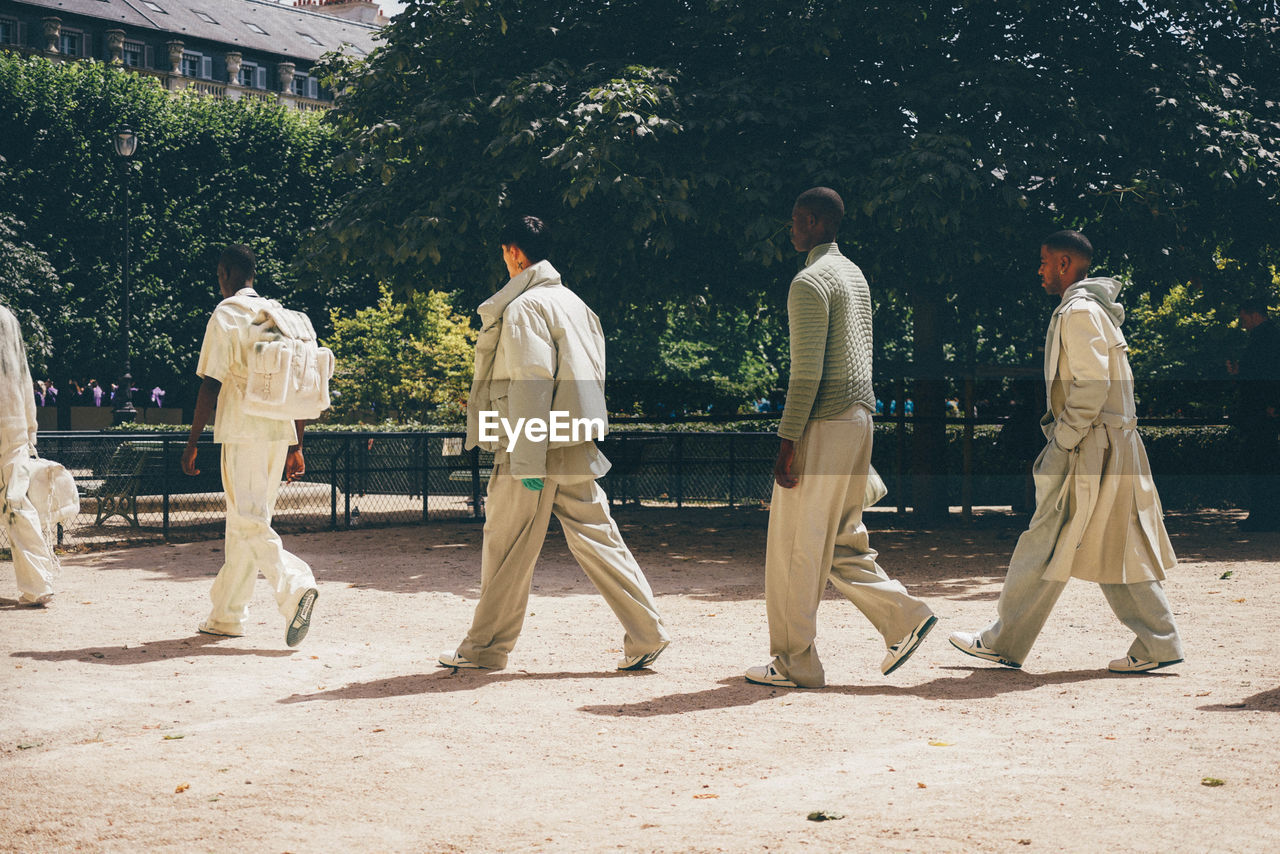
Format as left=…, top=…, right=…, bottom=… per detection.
left=0, top=212, right=62, bottom=374
left=324, top=286, right=476, bottom=423
left=311, top=0, right=1280, bottom=515
left=0, top=54, right=374, bottom=407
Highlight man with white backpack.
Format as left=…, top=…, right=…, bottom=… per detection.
left=182, top=245, right=329, bottom=647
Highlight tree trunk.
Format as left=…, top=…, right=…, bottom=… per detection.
left=911, top=290, right=949, bottom=521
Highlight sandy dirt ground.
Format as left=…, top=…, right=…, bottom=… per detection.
left=2, top=506, right=1278, bottom=853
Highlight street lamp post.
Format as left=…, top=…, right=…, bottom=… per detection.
left=112, top=128, right=138, bottom=425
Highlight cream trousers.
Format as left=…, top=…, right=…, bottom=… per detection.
left=1, top=445, right=56, bottom=602
left=765, top=407, right=934, bottom=687
left=203, top=442, right=315, bottom=633
left=457, top=464, right=669, bottom=670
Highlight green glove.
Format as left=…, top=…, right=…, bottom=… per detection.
left=521, top=477, right=544, bottom=492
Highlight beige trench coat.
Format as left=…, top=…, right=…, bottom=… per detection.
left=1037, top=278, right=1176, bottom=584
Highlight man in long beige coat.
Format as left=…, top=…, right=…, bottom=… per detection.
left=950, top=230, right=1183, bottom=673
left=1, top=304, right=57, bottom=606
left=439, top=216, right=670, bottom=672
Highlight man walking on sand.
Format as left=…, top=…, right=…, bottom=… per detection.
left=949, top=230, right=1183, bottom=673
left=439, top=216, right=670, bottom=673
left=745, top=187, right=937, bottom=689
left=181, top=245, right=318, bottom=647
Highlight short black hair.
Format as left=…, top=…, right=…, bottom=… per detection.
left=498, top=216, right=550, bottom=263
left=1239, top=298, right=1271, bottom=316
left=794, top=187, right=845, bottom=233
left=1042, top=230, right=1093, bottom=263
left=218, top=244, right=256, bottom=283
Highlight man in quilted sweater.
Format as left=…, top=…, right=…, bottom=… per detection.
left=745, top=188, right=937, bottom=689
left=181, top=245, right=318, bottom=647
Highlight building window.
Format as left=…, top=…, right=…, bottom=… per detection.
left=193, top=10, right=218, bottom=24
left=298, top=32, right=321, bottom=46
left=244, top=22, right=267, bottom=35
left=0, top=18, right=17, bottom=46
left=181, top=52, right=199, bottom=77
left=123, top=40, right=143, bottom=68
left=142, top=0, right=167, bottom=12
left=239, top=61, right=266, bottom=89
left=60, top=31, right=82, bottom=57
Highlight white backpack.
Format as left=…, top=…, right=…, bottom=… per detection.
left=226, top=296, right=335, bottom=422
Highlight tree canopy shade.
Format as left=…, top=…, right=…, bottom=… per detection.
left=0, top=54, right=373, bottom=409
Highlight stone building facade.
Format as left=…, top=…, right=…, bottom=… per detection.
left=0, top=0, right=383, bottom=109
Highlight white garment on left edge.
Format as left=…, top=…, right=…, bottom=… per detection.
left=202, top=441, right=314, bottom=633
left=2, top=446, right=57, bottom=602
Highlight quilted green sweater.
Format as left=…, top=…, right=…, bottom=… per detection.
left=778, top=243, right=876, bottom=441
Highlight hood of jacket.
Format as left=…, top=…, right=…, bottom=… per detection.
left=1058, top=276, right=1125, bottom=327
left=477, top=260, right=562, bottom=329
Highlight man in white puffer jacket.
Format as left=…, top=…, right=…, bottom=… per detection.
left=441, top=216, right=670, bottom=672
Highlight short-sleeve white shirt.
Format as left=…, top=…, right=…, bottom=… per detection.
left=196, top=288, right=298, bottom=445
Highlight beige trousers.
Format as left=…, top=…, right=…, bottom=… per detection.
left=457, top=464, right=669, bottom=670
left=1, top=446, right=57, bottom=602
left=202, top=442, right=316, bottom=634
left=765, top=407, right=934, bottom=687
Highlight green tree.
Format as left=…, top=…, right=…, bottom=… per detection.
left=0, top=213, right=62, bottom=374
left=310, top=0, right=1280, bottom=517
left=0, top=54, right=374, bottom=410
left=325, top=287, right=475, bottom=423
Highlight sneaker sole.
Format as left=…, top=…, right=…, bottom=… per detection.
left=949, top=635, right=1021, bottom=669
left=286, top=589, right=318, bottom=648
left=882, top=615, right=938, bottom=675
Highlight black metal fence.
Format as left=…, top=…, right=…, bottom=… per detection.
left=0, top=421, right=1248, bottom=553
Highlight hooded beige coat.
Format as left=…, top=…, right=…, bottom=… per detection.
left=1036, top=277, right=1176, bottom=584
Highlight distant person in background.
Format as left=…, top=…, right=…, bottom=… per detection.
left=1227, top=298, right=1280, bottom=531
left=150, top=386, right=166, bottom=408
left=89, top=380, right=103, bottom=406
left=0, top=304, right=57, bottom=606
left=33, top=381, right=45, bottom=407
left=43, top=380, right=57, bottom=406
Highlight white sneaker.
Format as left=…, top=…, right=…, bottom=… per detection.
left=18, top=593, right=54, bottom=608
left=948, top=630, right=1021, bottom=669
left=438, top=649, right=486, bottom=669
left=1108, top=655, right=1183, bottom=673
left=882, top=615, right=938, bottom=675
left=618, top=641, right=669, bottom=671
left=197, top=621, right=244, bottom=638
left=744, top=663, right=798, bottom=688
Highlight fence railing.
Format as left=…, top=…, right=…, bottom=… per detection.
left=0, top=419, right=1247, bottom=553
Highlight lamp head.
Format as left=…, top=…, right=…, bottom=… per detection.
left=113, top=128, right=138, bottom=159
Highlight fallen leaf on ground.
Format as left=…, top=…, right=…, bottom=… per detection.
left=1201, top=777, right=1225, bottom=787
left=917, top=782, right=928, bottom=789
left=806, top=810, right=845, bottom=822
left=928, top=741, right=952, bottom=747
left=17, top=742, right=41, bottom=750
left=163, top=734, right=185, bottom=740
left=1234, top=598, right=1247, bottom=603
left=1219, top=571, right=1233, bottom=579
left=693, top=793, right=718, bottom=799
left=174, top=783, right=190, bottom=793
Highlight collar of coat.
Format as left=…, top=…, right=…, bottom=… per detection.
left=477, top=260, right=562, bottom=329
left=803, top=242, right=842, bottom=268
left=1053, top=276, right=1126, bottom=327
